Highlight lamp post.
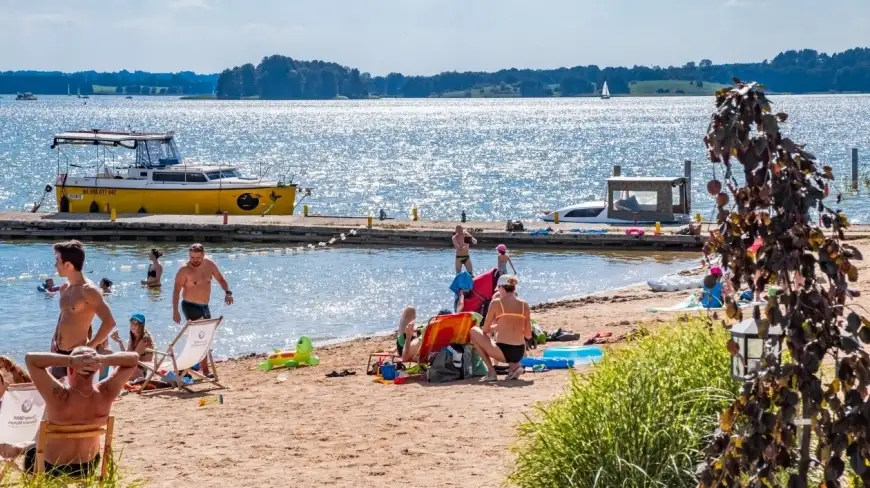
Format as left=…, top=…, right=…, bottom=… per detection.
left=729, top=318, right=784, bottom=381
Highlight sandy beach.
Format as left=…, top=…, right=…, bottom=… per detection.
left=107, top=279, right=698, bottom=487
left=27, top=241, right=870, bottom=487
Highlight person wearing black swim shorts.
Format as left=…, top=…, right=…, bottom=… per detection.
left=469, top=275, right=531, bottom=382
left=452, top=225, right=477, bottom=274
left=172, top=243, right=233, bottom=376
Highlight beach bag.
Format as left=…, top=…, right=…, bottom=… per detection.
left=505, top=220, right=524, bottom=232
left=470, top=348, right=489, bottom=377
left=426, top=344, right=473, bottom=383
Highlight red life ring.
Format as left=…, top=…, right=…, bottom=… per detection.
left=625, top=228, right=645, bottom=237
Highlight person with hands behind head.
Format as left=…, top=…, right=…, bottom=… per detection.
left=22, top=347, right=138, bottom=478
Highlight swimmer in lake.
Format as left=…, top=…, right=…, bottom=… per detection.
left=141, top=248, right=163, bottom=288
left=38, top=278, right=60, bottom=293
left=99, top=278, right=113, bottom=295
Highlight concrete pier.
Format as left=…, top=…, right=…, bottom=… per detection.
left=0, top=212, right=710, bottom=250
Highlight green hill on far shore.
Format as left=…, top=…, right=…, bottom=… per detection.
left=628, top=80, right=729, bottom=96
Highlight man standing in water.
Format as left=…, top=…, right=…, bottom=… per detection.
left=452, top=225, right=477, bottom=274
left=50, top=240, right=117, bottom=379
left=172, top=243, right=233, bottom=375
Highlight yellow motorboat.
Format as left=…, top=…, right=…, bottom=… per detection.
left=50, top=130, right=303, bottom=215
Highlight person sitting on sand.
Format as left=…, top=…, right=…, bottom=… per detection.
left=111, top=313, right=155, bottom=380
left=141, top=249, right=163, bottom=288
left=38, top=278, right=61, bottom=293
left=98, top=278, right=113, bottom=295
left=496, top=244, right=516, bottom=276
left=21, top=348, right=138, bottom=478
left=453, top=225, right=477, bottom=274
left=469, top=275, right=531, bottom=382
left=400, top=308, right=454, bottom=363
left=700, top=266, right=725, bottom=309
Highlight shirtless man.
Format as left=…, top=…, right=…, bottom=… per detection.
left=452, top=225, right=478, bottom=274
left=23, top=348, right=138, bottom=477
left=172, top=243, right=232, bottom=375
left=50, top=241, right=117, bottom=379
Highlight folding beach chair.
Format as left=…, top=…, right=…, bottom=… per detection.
left=139, top=317, right=224, bottom=393
left=0, top=384, right=45, bottom=481
left=367, top=312, right=480, bottom=374
left=35, top=417, right=115, bottom=481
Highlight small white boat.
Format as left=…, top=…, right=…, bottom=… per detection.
left=601, top=81, right=611, bottom=99
left=542, top=176, right=692, bottom=224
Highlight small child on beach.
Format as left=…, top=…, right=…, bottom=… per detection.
left=700, top=266, right=725, bottom=309
left=496, top=244, right=516, bottom=276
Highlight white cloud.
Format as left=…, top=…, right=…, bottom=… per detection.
left=169, top=0, right=211, bottom=10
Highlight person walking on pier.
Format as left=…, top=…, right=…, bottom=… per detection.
left=172, top=243, right=233, bottom=376
left=453, top=225, right=477, bottom=274
left=49, top=240, right=117, bottom=379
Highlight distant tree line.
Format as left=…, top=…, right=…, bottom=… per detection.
left=0, top=70, right=217, bottom=95
left=217, top=47, right=870, bottom=99
left=216, top=55, right=368, bottom=99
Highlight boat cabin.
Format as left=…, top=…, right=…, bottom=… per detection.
left=607, top=176, right=690, bottom=223
left=544, top=175, right=691, bottom=224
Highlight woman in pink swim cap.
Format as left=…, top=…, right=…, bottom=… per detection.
left=496, top=244, right=516, bottom=275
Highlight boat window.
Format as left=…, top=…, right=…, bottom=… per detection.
left=612, top=191, right=658, bottom=212
left=564, top=208, right=603, bottom=218
left=152, top=172, right=207, bottom=182
left=206, top=171, right=222, bottom=180
left=185, top=173, right=208, bottom=183
left=152, top=172, right=186, bottom=182
left=221, top=170, right=238, bottom=178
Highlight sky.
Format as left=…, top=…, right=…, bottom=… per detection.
left=1, top=0, right=869, bottom=75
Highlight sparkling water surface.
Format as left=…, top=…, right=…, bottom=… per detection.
left=1, top=95, right=868, bottom=359
left=0, top=242, right=694, bottom=361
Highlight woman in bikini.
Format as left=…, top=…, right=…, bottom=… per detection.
left=141, top=248, right=163, bottom=287
left=110, top=313, right=155, bottom=380
left=469, top=274, right=531, bottom=381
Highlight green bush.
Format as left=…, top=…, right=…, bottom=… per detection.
left=511, top=319, right=738, bottom=488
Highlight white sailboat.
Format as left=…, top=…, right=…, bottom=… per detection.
left=601, top=81, right=611, bottom=99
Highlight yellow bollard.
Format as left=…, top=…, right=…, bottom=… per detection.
left=195, top=204, right=200, bottom=215
left=554, top=211, right=559, bottom=224
left=367, top=215, right=373, bottom=229
left=695, top=212, right=702, bottom=224
left=303, top=204, right=309, bottom=217
left=655, top=221, right=661, bottom=235
left=412, top=206, right=418, bottom=221
left=110, top=208, right=116, bottom=222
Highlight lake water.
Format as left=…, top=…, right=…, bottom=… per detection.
left=2, top=95, right=870, bottom=220
left=0, top=242, right=694, bottom=361
left=1, top=95, right=868, bottom=360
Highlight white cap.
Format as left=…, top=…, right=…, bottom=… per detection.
left=497, top=274, right=519, bottom=287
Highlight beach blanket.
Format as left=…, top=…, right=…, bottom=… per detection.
left=646, top=293, right=765, bottom=313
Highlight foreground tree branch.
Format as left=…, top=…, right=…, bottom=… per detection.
left=697, top=80, right=867, bottom=488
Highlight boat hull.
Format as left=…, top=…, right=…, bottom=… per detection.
left=55, top=184, right=297, bottom=215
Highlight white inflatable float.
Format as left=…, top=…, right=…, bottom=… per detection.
left=647, top=274, right=703, bottom=292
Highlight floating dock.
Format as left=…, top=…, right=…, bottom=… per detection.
left=1, top=212, right=868, bottom=251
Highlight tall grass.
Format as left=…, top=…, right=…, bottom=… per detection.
left=510, top=318, right=738, bottom=488
left=1, top=452, right=140, bottom=487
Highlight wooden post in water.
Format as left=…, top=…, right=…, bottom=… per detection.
left=684, top=159, right=692, bottom=213
left=852, top=148, right=859, bottom=191
left=612, top=165, right=621, bottom=177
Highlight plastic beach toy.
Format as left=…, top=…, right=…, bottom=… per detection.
left=519, top=357, right=574, bottom=369
left=542, top=345, right=604, bottom=365
left=258, top=336, right=321, bottom=371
